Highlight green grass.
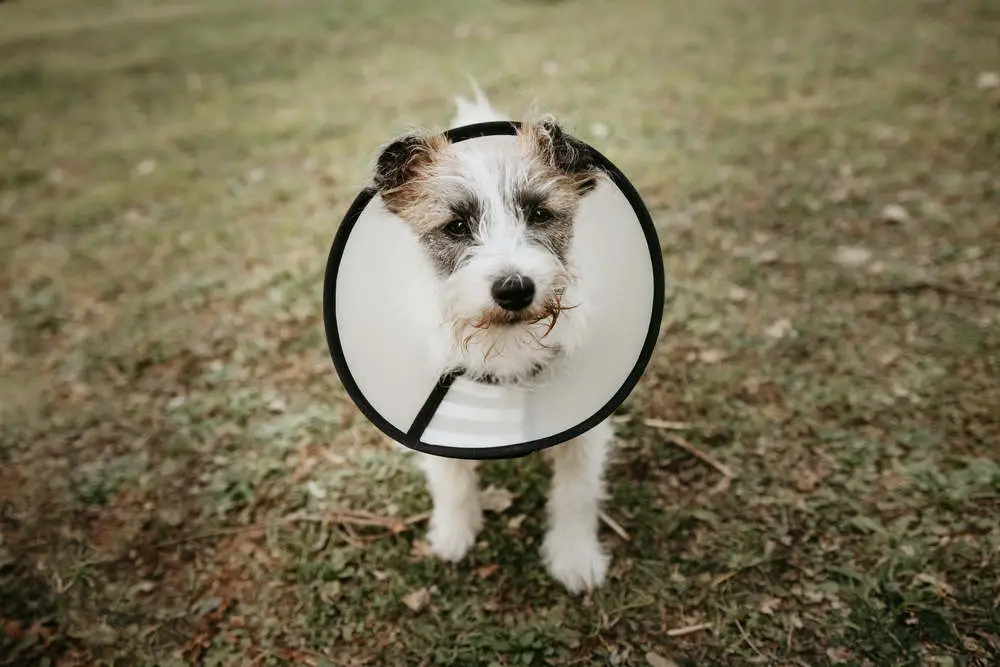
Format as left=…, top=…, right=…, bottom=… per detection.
left=1, top=0, right=998, bottom=665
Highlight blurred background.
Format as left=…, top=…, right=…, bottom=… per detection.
left=1, top=0, right=998, bottom=665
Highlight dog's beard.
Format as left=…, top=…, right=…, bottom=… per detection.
left=457, top=286, right=571, bottom=350
left=441, top=276, right=581, bottom=383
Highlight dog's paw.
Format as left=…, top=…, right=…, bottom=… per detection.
left=427, top=509, right=482, bottom=562
left=542, top=532, right=610, bottom=594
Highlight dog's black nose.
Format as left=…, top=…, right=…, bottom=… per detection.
left=491, top=275, right=535, bottom=311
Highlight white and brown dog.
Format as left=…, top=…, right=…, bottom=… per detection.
left=371, top=85, right=613, bottom=594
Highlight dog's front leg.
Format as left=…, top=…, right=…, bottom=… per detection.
left=418, top=454, right=483, bottom=562
left=542, top=419, right=613, bottom=594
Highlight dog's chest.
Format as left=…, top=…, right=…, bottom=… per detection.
left=421, top=377, right=529, bottom=448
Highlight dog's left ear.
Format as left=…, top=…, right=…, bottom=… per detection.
left=526, top=117, right=602, bottom=194
left=373, top=132, right=448, bottom=210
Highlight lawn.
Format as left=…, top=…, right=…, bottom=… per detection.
left=1, top=0, right=998, bottom=665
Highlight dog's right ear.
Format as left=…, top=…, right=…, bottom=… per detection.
left=373, top=132, right=446, bottom=194
left=521, top=117, right=602, bottom=194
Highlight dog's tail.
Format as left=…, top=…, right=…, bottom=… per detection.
left=450, top=76, right=506, bottom=128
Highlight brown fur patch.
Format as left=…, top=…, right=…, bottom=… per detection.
left=376, top=132, right=450, bottom=220
left=516, top=119, right=600, bottom=194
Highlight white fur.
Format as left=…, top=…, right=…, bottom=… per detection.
left=418, top=456, right=482, bottom=561
left=412, top=82, right=614, bottom=594
left=437, top=179, right=586, bottom=381
left=437, top=91, right=588, bottom=382
left=451, top=77, right=504, bottom=127
left=541, top=418, right=613, bottom=593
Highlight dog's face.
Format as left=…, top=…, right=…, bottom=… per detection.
left=373, top=120, right=601, bottom=382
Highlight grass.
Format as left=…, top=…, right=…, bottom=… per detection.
left=1, top=0, right=998, bottom=665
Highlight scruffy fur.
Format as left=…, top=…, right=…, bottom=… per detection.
left=372, top=84, right=614, bottom=594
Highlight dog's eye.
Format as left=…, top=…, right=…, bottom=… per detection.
left=527, top=205, right=554, bottom=225
left=444, top=218, right=471, bottom=238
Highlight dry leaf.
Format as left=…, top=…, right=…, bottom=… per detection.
left=136, top=159, right=157, bottom=175
left=728, top=286, right=749, bottom=302
left=402, top=587, right=431, bottom=612
left=135, top=580, right=157, bottom=594
left=834, top=246, right=872, bottom=268
left=765, top=318, right=796, bottom=339
left=410, top=540, right=431, bottom=558
left=3, top=620, right=23, bottom=639
left=977, top=71, right=999, bottom=89
left=507, top=514, right=527, bottom=530
left=961, top=635, right=982, bottom=653
left=322, top=451, right=347, bottom=466
left=878, top=349, right=900, bottom=367
left=646, top=652, right=678, bottom=667
left=698, top=349, right=726, bottom=364
left=916, top=572, right=955, bottom=597
left=880, top=203, right=910, bottom=223
left=754, top=249, right=780, bottom=265
left=758, top=596, right=781, bottom=615
left=826, top=647, right=854, bottom=664
left=795, top=471, right=819, bottom=492
left=643, top=418, right=691, bottom=431
left=475, top=564, right=500, bottom=579
left=159, top=508, right=185, bottom=527
left=480, top=485, right=514, bottom=514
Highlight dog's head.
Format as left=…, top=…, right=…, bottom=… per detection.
left=372, top=119, right=602, bottom=382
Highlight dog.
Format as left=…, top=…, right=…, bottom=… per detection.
left=370, top=84, right=614, bottom=594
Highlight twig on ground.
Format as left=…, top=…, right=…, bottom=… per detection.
left=666, top=622, right=713, bottom=637
left=597, top=509, right=631, bottom=541
left=309, top=527, right=331, bottom=554
left=860, top=280, right=1000, bottom=306
left=153, top=508, right=430, bottom=551
left=285, top=509, right=426, bottom=531
left=735, top=620, right=766, bottom=660
left=708, top=475, right=732, bottom=496
left=286, top=509, right=398, bottom=529
left=404, top=511, right=432, bottom=525
left=711, top=572, right=736, bottom=588
left=154, top=524, right=268, bottom=550
left=644, top=418, right=692, bottom=431
left=667, top=436, right=735, bottom=479
left=339, top=520, right=361, bottom=545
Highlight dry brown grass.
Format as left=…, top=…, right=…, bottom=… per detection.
left=1, top=0, right=998, bottom=665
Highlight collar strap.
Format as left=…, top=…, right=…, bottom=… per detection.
left=446, top=364, right=546, bottom=386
